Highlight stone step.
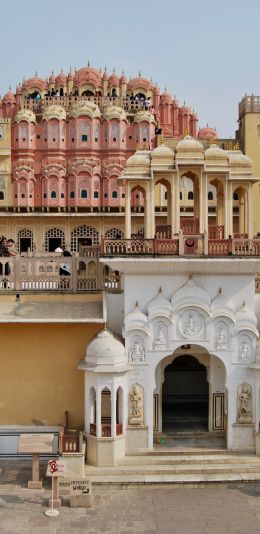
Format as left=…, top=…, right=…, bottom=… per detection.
left=84, top=472, right=260, bottom=486
left=119, top=453, right=260, bottom=465
left=85, top=462, right=260, bottom=476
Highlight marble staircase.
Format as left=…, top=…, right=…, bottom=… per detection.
left=84, top=452, right=260, bottom=486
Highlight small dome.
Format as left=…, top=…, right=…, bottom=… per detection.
left=125, top=302, right=148, bottom=328
left=49, top=71, right=55, bottom=84
left=127, top=151, right=151, bottom=167
left=103, top=105, right=127, bottom=121
left=180, top=104, right=191, bottom=113
left=22, top=76, right=47, bottom=91
left=211, top=289, right=235, bottom=319
left=147, top=288, right=172, bottom=317
left=14, top=109, right=36, bottom=123
left=235, top=303, right=257, bottom=327
left=152, top=144, right=174, bottom=158
left=68, top=67, right=74, bottom=81
left=56, top=69, right=66, bottom=85
left=120, top=71, right=127, bottom=83
left=3, top=90, right=15, bottom=104
left=176, top=135, right=204, bottom=153
left=134, top=110, right=155, bottom=124
left=205, top=144, right=228, bottom=160
left=69, top=101, right=101, bottom=120
left=198, top=127, right=218, bottom=139
left=160, top=90, right=172, bottom=104
left=103, top=67, right=108, bottom=81
left=108, top=70, right=119, bottom=86
left=42, top=104, right=66, bottom=121
left=73, top=66, right=102, bottom=87
left=85, top=327, right=126, bottom=366
left=228, top=151, right=252, bottom=166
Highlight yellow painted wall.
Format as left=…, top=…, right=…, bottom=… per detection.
left=240, top=113, right=260, bottom=234
left=0, top=322, right=101, bottom=429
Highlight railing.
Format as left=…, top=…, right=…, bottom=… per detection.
left=0, top=254, right=120, bottom=292
left=208, top=225, right=224, bottom=239
left=155, top=225, right=172, bottom=240
left=89, top=423, right=123, bottom=437
left=208, top=239, right=230, bottom=256
left=181, top=218, right=199, bottom=235
left=22, top=95, right=149, bottom=114
left=101, top=236, right=260, bottom=257
left=61, top=434, right=80, bottom=453
left=239, top=95, right=260, bottom=117
left=101, top=238, right=154, bottom=255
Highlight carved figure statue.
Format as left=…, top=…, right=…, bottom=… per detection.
left=237, top=382, right=252, bottom=423
left=130, top=341, right=145, bottom=362
left=216, top=327, right=227, bottom=349
left=239, top=342, right=250, bottom=362
left=154, top=324, right=166, bottom=347
left=129, top=385, right=143, bottom=423
left=184, top=313, right=197, bottom=335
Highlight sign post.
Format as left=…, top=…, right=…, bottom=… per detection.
left=45, top=460, right=60, bottom=517
left=70, top=479, right=92, bottom=507
left=18, top=433, right=54, bottom=489
left=45, top=458, right=67, bottom=515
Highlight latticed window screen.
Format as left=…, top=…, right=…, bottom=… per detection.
left=44, top=228, right=65, bottom=251
left=70, top=224, right=99, bottom=251
left=17, top=228, right=33, bottom=252
left=104, top=228, right=124, bottom=239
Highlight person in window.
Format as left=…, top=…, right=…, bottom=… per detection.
left=59, top=249, right=72, bottom=276
left=112, top=88, right=118, bottom=98
left=0, top=236, right=10, bottom=277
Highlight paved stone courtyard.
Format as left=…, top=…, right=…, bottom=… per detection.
left=1, top=461, right=260, bottom=533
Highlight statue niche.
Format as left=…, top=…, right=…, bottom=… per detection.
left=237, top=382, right=252, bottom=424
left=128, top=337, right=145, bottom=363
left=128, top=384, right=144, bottom=425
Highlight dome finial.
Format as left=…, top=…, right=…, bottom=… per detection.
left=9, top=85, right=11, bottom=91
left=87, top=60, right=90, bottom=67
left=135, top=300, right=139, bottom=307
left=35, top=70, right=38, bottom=77
left=139, top=70, right=141, bottom=77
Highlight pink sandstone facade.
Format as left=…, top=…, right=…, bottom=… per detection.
left=0, top=65, right=216, bottom=212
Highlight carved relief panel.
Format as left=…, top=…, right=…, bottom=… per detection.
left=237, top=382, right=252, bottom=423
left=178, top=309, right=206, bottom=339
left=128, top=384, right=144, bottom=425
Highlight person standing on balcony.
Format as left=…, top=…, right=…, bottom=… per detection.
left=59, top=249, right=72, bottom=276
left=0, top=236, right=10, bottom=276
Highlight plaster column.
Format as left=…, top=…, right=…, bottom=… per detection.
left=125, top=182, right=131, bottom=239
left=247, top=184, right=253, bottom=239
left=111, top=385, right=117, bottom=438
left=202, top=173, right=208, bottom=234
left=175, top=172, right=180, bottom=233
left=217, top=185, right=225, bottom=227
left=96, top=386, right=102, bottom=438
left=150, top=179, right=155, bottom=238
left=170, top=175, right=176, bottom=237
left=239, top=192, right=246, bottom=234
left=144, top=183, right=153, bottom=239
left=122, top=385, right=127, bottom=434
left=194, top=179, right=200, bottom=223
left=226, top=181, right=233, bottom=237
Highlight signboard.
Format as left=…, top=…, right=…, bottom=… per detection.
left=18, top=433, right=54, bottom=454
left=46, top=459, right=67, bottom=478
left=70, top=479, right=91, bottom=496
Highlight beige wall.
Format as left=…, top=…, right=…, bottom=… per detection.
left=240, top=113, right=260, bottom=235
left=0, top=323, right=101, bottom=429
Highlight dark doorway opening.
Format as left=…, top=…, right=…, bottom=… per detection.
left=48, top=237, right=62, bottom=252
left=162, top=355, right=208, bottom=433
left=19, top=237, right=32, bottom=253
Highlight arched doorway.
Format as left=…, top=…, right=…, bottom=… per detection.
left=162, top=354, right=208, bottom=432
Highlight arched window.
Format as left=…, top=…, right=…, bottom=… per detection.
left=51, top=191, right=57, bottom=199
left=0, top=191, right=4, bottom=200
left=105, top=228, right=124, bottom=239
left=233, top=192, right=239, bottom=200
left=71, top=224, right=99, bottom=251
left=94, top=191, right=99, bottom=198
left=208, top=191, right=213, bottom=200
left=165, top=192, right=167, bottom=200
left=44, top=227, right=65, bottom=252
left=17, top=228, right=33, bottom=253
left=188, top=191, right=194, bottom=200
left=112, top=191, right=118, bottom=199
left=81, top=189, right=87, bottom=199
left=61, top=192, right=65, bottom=199
left=70, top=191, right=75, bottom=199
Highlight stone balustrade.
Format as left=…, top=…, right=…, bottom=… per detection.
left=22, top=95, right=147, bottom=114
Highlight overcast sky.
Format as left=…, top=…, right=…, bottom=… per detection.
left=1, top=0, right=260, bottom=137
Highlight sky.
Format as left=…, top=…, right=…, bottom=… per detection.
left=1, top=0, right=260, bottom=137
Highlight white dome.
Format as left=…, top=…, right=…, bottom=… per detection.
left=152, top=145, right=174, bottom=158
left=85, top=327, right=126, bottom=366
left=147, top=287, right=172, bottom=317
left=176, top=135, right=204, bottom=153
left=235, top=303, right=257, bottom=327
left=127, top=151, right=151, bottom=167
left=205, top=144, right=228, bottom=160
left=211, top=289, right=235, bottom=319
left=228, top=151, right=252, bottom=166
